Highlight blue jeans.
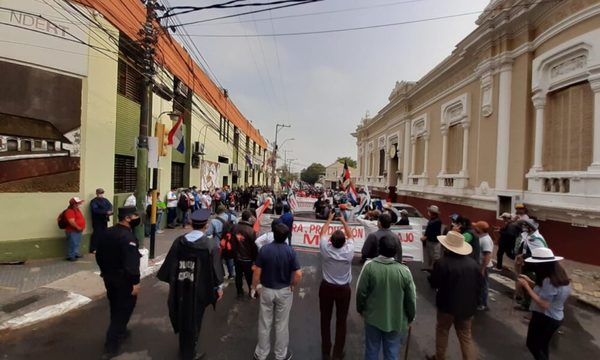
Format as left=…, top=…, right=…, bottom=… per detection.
left=479, top=267, right=489, bottom=307
left=156, top=211, right=163, bottom=230
left=364, top=322, right=405, bottom=360
left=224, top=258, right=235, bottom=277
left=66, top=231, right=82, bottom=259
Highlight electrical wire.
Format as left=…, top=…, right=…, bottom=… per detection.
left=163, top=0, right=319, bottom=19
left=181, top=0, right=565, bottom=38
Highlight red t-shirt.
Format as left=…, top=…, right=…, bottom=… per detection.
left=65, top=208, right=86, bottom=233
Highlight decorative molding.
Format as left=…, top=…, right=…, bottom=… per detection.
left=532, top=3, right=600, bottom=51
left=550, top=54, right=586, bottom=79
left=410, top=114, right=429, bottom=140
left=480, top=71, right=494, bottom=117
left=367, top=141, right=374, bottom=152
left=441, top=94, right=469, bottom=128
left=378, top=136, right=386, bottom=149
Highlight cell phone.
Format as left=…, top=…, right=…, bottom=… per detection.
left=334, top=208, right=341, bottom=217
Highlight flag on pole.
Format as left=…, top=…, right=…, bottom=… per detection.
left=288, top=191, right=298, bottom=212
left=253, top=197, right=271, bottom=233
left=353, top=185, right=371, bottom=216
left=167, top=113, right=185, bottom=154
left=340, top=161, right=351, bottom=191
left=341, top=161, right=358, bottom=204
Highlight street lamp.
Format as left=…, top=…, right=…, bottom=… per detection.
left=279, top=137, right=295, bottom=150
left=272, top=123, right=291, bottom=190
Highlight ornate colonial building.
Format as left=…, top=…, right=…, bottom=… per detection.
left=354, top=0, right=600, bottom=265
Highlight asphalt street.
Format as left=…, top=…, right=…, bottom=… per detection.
left=1, top=248, right=598, bottom=360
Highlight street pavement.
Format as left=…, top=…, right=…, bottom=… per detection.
left=1, top=248, right=599, bottom=360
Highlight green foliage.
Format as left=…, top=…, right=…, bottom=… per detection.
left=300, top=163, right=326, bottom=184
left=336, top=157, right=357, bottom=168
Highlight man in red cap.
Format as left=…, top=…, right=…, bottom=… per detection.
left=64, top=197, right=86, bottom=261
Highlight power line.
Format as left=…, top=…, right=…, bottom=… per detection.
left=163, top=0, right=319, bottom=19
left=180, top=0, right=565, bottom=38
left=171, top=0, right=322, bottom=28
left=187, top=0, right=424, bottom=27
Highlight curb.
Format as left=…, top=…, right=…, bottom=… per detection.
left=0, top=255, right=166, bottom=332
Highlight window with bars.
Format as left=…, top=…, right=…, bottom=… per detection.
left=117, top=58, right=143, bottom=104
left=171, top=162, right=184, bottom=189
left=543, top=81, right=593, bottom=171
left=447, top=124, right=463, bottom=174
left=114, top=155, right=136, bottom=193
left=414, top=137, right=425, bottom=175
left=379, top=149, right=386, bottom=176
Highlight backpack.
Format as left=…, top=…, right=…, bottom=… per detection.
left=57, top=209, right=69, bottom=229
left=215, top=216, right=235, bottom=259
left=178, top=194, right=189, bottom=210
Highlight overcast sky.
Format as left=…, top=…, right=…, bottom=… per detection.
left=168, top=0, right=490, bottom=172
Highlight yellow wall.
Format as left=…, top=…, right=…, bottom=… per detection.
left=0, top=18, right=118, bottom=243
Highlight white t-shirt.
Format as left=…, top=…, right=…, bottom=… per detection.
left=167, top=191, right=177, bottom=208
left=479, top=233, right=494, bottom=268
left=124, top=194, right=136, bottom=207
left=256, top=232, right=274, bottom=250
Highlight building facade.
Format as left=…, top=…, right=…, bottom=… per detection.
left=323, top=161, right=357, bottom=190
left=0, top=0, right=271, bottom=262
left=354, top=0, right=600, bottom=265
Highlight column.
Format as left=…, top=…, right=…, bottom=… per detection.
left=495, top=60, right=512, bottom=189
left=423, top=135, right=430, bottom=176
left=588, top=75, right=600, bottom=171
left=403, top=121, right=411, bottom=184
left=460, top=123, right=469, bottom=176
left=410, top=138, right=416, bottom=176
left=531, top=92, right=546, bottom=172
left=439, top=125, right=448, bottom=175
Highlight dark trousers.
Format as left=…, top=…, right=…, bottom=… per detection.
left=527, top=311, right=561, bottom=360
left=90, top=221, right=107, bottom=253
left=179, top=306, right=206, bottom=360
left=167, top=207, right=177, bottom=227
left=496, top=238, right=515, bottom=269
left=104, top=277, right=137, bottom=350
left=234, top=259, right=253, bottom=295
left=319, top=280, right=351, bottom=358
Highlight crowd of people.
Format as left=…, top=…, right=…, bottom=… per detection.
left=58, top=186, right=572, bottom=360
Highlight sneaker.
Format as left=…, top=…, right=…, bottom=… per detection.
left=76, top=254, right=83, bottom=259
left=157, top=230, right=164, bottom=234
left=66, top=257, right=77, bottom=262
left=280, top=352, right=293, bottom=360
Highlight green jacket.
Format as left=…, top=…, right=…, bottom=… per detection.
left=356, top=256, right=416, bottom=333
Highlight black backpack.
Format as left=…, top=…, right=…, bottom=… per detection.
left=57, top=209, right=69, bottom=229
left=178, top=194, right=189, bottom=210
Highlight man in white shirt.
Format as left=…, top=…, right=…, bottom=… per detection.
left=166, top=187, right=178, bottom=228
left=356, top=210, right=381, bottom=238
left=255, top=219, right=280, bottom=251
left=318, top=211, right=354, bottom=360
left=473, top=221, right=493, bottom=311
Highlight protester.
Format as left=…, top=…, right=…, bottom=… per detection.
left=89, top=188, right=113, bottom=254
left=231, top=210, right=258, bottom=298
left=421, top=205, right=442, bottom=270
left=252, top=224, right=302, bottom=360
left=356, top=210, right=381, bottom=238
left=318, top=211, right=354, bottom=360
left=357, top=235, right=416, bottom=360
left=382, top=203, right=398, bottom=224
left=208, top=205, right=236, bottom=280
left=166, top=187, right=178, bottom=228
left=178, top=190, right=192, bottom=228
left=157, top=209, right=225, bottom=360
left=514, top=219, right=548, bottom=310
left=515, top=203, right=530, bottom=220
left=398, top=209, right=410, bottom=226
left=64, top=197, right=86, bottom=261
left=517, top=248, right=571, bottom=360
left=255, top=219, right=280, bottom=251
left=453, top=216, right=481, bottom=265
left=427, top=231, right=480, bottom=360
left=200, top=190, right=211, bottom=210
left=123, top=193, right=136, bottom=207
left=494, top=212, right=519, bottom=269
left=95, top=206, right=142, bottom=358
left=473, top=221, right=493, bottom=311
left=361, top=213, right=402, bottom=263
left=279, top=204, right=294, bottom=246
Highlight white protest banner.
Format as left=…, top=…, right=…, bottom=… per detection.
left=295, top=197, right=317, bottom=212
left=290, top=220, right=423, bottom=262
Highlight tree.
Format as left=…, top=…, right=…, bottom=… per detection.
left=300, top=163, right=326, bottom=185
left=336, top=157, right=357, bottom=168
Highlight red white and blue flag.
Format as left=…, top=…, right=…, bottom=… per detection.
left=253, top=197, right=271, bottom=233
left=288, top=191, right=298, bottom=211
left=167, top=113, right=185, bottom=154
left=341, top=161, right=358, bottom=204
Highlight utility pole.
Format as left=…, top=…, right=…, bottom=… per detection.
left=272, top=123, right=290, bottom=191
left=135, top=0, right=159, bottom=246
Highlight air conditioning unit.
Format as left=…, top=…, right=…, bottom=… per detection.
left=193, top=142, right=205, bottom=155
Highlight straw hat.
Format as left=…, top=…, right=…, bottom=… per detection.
left=437, top=231, right=472, bottom=255
left=525, top=248, right=564, bottom=263
left=500, top=212, right=512, bottom=219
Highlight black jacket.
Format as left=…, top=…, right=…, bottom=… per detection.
left=424, top=217, right=442, bottom=242
left=428, top=252, right=481, bottom=319
left=96, top=224, right=141, bottom=284
left=232, top=221, right=258, bottom=261
left=361, top=228, right=403, bottom=263
left=157, top=234, right=224, bottom=333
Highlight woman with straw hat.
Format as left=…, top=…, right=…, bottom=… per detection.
left=517, top=248, right=571, bottom=360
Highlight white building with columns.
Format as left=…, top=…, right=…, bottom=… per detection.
left=353, top=0, right=600, bottom=265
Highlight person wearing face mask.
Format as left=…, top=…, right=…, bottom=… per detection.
left=96, top=206, right=143, bottom=358
left=89, top=188, right=113, bottom=254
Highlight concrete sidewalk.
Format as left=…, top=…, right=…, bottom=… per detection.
left=495, top=252, right=600, bottom=310
left=0, top=227, right=188, bottom=333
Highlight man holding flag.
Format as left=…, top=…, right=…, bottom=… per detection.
left=340, top=161, right=358, bottom=206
